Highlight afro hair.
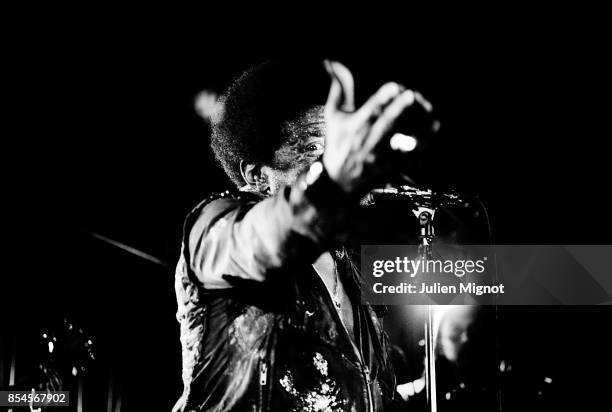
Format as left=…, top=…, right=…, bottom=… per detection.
left=210, top=60, right=330, bottom=187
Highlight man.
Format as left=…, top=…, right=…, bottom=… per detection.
left=174, top=59, right=431, bottom=411
left=396, top=307, right=498, bottom=410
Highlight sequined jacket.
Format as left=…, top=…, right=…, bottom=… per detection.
left=173, top=179, right=402, bottom=412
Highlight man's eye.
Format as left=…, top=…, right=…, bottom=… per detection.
left=306, top=143, right=324, bottom=152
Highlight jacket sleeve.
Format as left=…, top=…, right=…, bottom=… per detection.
left=185, top=169, right=354, bottom=289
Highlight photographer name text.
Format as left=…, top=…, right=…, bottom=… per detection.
left=372, top=282, right=505, bottom=295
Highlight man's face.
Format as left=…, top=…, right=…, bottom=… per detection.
left=262, top=106, right=326, bottom=194
left=438, top=307, right=477, bottom=364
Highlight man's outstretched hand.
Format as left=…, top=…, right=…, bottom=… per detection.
left=322, top=60, right=431, bottom=197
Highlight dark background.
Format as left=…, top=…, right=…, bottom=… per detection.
left=3, top=12, right=612, bottom=411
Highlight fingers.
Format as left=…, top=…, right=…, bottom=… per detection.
left=414, top=90, right=433, bottom=113
left=355, top=82, right=404, bottom=123
left=363, top=89, right=416, bottom=153
left=324, top=61, right=343, bottom=116
left=324, top=60, right=355, bottom=113
left=330, top=61, right=355, bottom=111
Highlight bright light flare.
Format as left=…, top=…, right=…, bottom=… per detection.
left=194, top=89, right=222, bottom=123
left=390, top=133, right=418, bottom=152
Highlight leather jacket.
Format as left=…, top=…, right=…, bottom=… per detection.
left=173, top=174, right=403, bottom=412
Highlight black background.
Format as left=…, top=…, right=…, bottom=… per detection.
left=3, top=10, right=612, bottom=411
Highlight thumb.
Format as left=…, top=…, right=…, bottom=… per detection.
left=324, top=60, right=342, bottom=115
left=324, top=60, right=355, bottom=113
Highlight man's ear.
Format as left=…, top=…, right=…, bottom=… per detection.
left=239, top=160, right=259, bottom=186
left=239, top=160, right=269, bottom=190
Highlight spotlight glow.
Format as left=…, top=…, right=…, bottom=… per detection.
left=194, top=89, right=221, bottom=123
left=390, top=133, right=418, bottom=152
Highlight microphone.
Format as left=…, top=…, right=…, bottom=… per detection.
left=360, top=186, right=466, bottom=208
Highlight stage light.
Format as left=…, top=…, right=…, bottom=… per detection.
left=390, top=133, right=418, bottom=152
left=194, top=89, right=222, bottom=123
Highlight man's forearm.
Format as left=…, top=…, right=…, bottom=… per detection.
left=188, top=163, right=354, bottom=288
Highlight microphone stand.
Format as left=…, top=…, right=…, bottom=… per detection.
left=418, top=208, right=438, bottom=412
